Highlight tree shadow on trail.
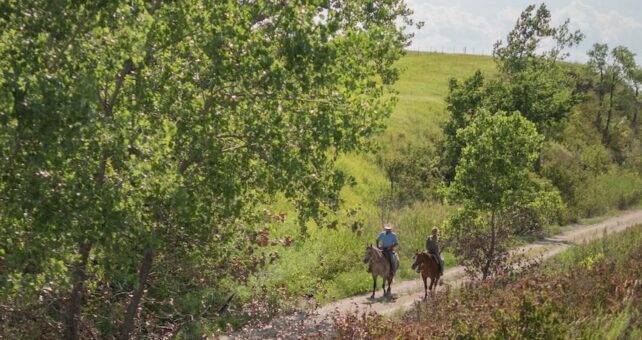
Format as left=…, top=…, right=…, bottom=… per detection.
left=533, top=238, right=575, bottom=246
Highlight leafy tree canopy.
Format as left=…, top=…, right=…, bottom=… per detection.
left=445, top=110, right=562, bottom=279
left=448, top=111, right=544, bottom=211
left=493, top=3, right=583, bottom=75
left=0, top=1, right=415, bottom=338
left=441, top=4, right=584, bottom=181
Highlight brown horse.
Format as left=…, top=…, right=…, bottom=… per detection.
left=411, top=251, right=441, bottom=299
left=363, top=244, right=398, bottom=298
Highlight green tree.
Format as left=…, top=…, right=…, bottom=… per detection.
left=604, top=46, right=637, bottom=143
left=441, top=4, right=583, bottom=181
left=493, top=4, right=583, bottom=75
left=587, top=43, right=609, bottom=126
left=587, top=44, right=639, bottom=144
left=446, top=111, right=561, bottom=279
left=491, top=3, right=583, bottom=135
left=441, top=70, right=486, bottom=181
left=632, top=67, right=642, bottom=126
left=0, top=1, right=415, bottom=338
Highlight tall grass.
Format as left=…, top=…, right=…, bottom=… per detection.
left=548, top=223, right=642, bottom=273
left=575, top=167, right=642, bottom=217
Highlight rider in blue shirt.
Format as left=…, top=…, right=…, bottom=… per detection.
left=376, top=223, right=399, bottom=275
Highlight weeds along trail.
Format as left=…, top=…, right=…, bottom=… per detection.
left=224, top=209, right=642, bottom=339
left=315, top=209, right=642, bottom=318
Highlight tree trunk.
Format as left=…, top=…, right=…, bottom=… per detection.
left=65, top=242, right=92, bottom=340
left=596, top=72, right=604, bottom=128
left=119, top=248, right=154, bottom=340
left=633, top=86, right=639, bottom=128
left=482, top=212, right=496, bottom=280
left=604, top=75, right=616, bottom=144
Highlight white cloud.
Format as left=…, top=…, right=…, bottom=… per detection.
left=405, top=1, right=514, bottom=54
left=406, top=0, right=642, bottom=64
left=554, top=0, right=642, bottom=63
left=496, top=7, right=522, bottom=24
left=557, top=0, right=642, bottom=41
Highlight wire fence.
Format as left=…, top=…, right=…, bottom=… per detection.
left=405, top=46, right=493, bottom=57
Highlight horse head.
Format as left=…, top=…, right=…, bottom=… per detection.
left=363, top=244, right=373, bottom=264
left=411, top=250, right=422, bottom=270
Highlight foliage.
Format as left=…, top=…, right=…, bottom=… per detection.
left=445, top=111, right=561, bottom=279
left=587, top=43, right=641, bottom=144
left=448, top=112, right=543, bottom=210
left=540, top=97, right=642, bottom=220
left=441, top=4, right=584, bottom=182
left=445, top=209, right=513, bottom=280
left=440, top=4, right=642, bottom=284
left=492, top=4, right=583, bottom=75
left=441, top=70, right=486, bottom=181
left=492, top=294, right=566, bottom=340
left=0, top=1, right=415, bottom=338
left=377, top=143, right=442, bottom=220
left=574, top=167, right=642, bottom=217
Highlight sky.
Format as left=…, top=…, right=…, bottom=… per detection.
left=405, top=0, right=642, bottom=64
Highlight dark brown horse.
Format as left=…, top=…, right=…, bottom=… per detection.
left=411, top=251, right=441, bottom=299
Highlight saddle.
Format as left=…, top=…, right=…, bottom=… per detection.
left=427, top=251, right=442, bottom=272
left=381, top=248, right=399, bottom=275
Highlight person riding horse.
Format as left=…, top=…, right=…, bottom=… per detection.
left=376, top=223, right=399, bottom=276
left=425, top=226, right=444, bottom=276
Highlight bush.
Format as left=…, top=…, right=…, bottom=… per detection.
left=492, top=295, right=566, bottom=340
left=575, top=167, right=642, bottom=216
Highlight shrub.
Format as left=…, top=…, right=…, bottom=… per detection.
left=492, top=295, right=566, bottom=340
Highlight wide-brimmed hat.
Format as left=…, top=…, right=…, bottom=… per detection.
left=383, top=223, right=393, bottom=230
left=431, top=226, right=439, bottom=233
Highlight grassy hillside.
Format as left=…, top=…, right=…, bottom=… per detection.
left=339, top=52, right=495, bottom=215
left=381, top=52, right=496, bottom=149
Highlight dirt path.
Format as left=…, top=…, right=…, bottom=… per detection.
left=224, top=209, right=642, bottom=339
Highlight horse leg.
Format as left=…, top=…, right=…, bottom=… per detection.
left=423, top=275, right=428, bottom=300
left=371, top=275, right=377, bottom=299
left=388, top=275, right=393, bottom=296
left=382, top=276, right=387, bottom=296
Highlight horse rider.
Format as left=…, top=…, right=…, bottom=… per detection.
left=376, top=223, right=399, bottom=276
left=425, top=226, right=444, bottom=276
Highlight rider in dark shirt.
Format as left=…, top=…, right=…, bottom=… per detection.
left=425, top=226, right=444, bottom=276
